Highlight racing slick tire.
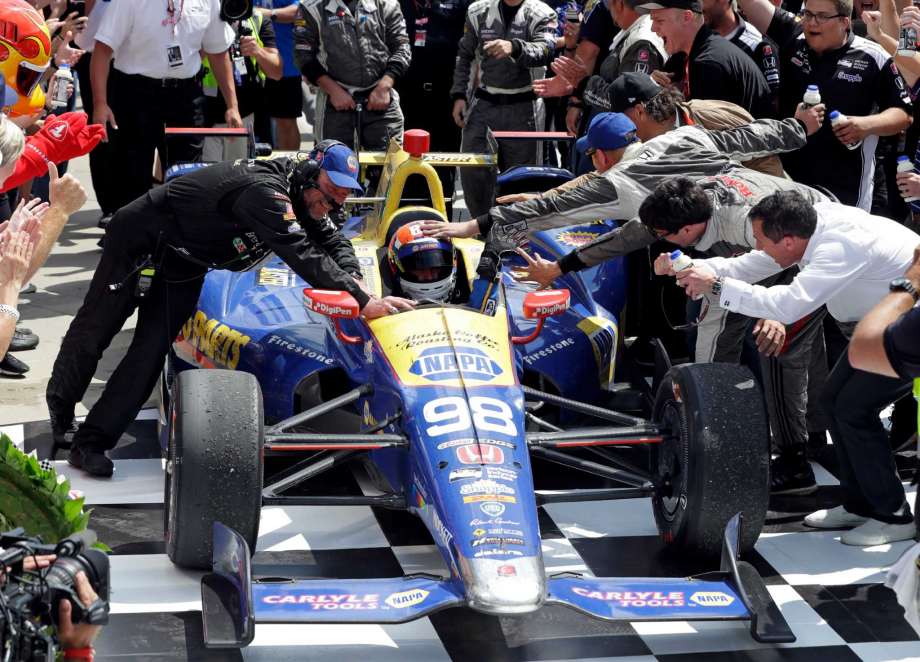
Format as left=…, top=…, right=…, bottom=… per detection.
left=650, top=363, right=769, bottom=558
left=165, top=369, right=264, bottom=569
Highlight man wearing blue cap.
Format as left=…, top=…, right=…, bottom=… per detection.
left=576, top=112, right=641, bottom=172
left=47, top=141, right=414, bottom=477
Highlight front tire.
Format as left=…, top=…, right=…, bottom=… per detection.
left=165, top=369, right=264, bottom=569
left=651, top=363, right=769, bottom=557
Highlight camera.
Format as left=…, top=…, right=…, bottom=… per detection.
left=221, top=0, right=254, bottom=22
left=0, top=528, right=110, bottom=661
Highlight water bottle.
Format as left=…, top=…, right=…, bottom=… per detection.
left=801, top=84, right=821, bottom=109
left=897, top=156, right=920, bottom=202
left=49, top=64, right=73, bottom=110
left=898, top=2, right=920, bottom=56
left=829, top=111, right=862, bottom=151
left=670, top=250, right=703, bottom=300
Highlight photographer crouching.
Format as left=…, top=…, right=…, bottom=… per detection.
left=0, top=529, right=109, bottom=661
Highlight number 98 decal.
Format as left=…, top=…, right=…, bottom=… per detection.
left=423, top=396, right=517, bottom=437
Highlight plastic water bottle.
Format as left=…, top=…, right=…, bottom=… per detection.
left=829, top=111, right=861, bottom=151
left=670, top=250, right=703, bottom=301
left=49, top=64, right=73, bottom=110
left=801, top=85, right=821, bottom=109
left=897, top=156, right=920, bottom=202
left=898, top=2, right=920, bottom=56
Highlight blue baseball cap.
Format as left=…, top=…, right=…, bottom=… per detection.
left=576, top=112, right=639, bottom=154
left=317, top=143, right=363, bottom=193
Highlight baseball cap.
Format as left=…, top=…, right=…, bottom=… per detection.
left=576, top=112, right=639, bottom=154
left=608, top=72, right=662, bottom=113
left=638, top=0, right=702, bottom=11
left=318, top=143, right=363, bottom=193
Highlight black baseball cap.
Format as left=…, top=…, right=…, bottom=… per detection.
left=608, top=72, right=662, bottom=113
left=638, top=0, right=703, bottom=11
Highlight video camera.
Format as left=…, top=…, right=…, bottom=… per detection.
left=221, top=0, right=254, bottom=22
left=0, top=528, right=109, bottom=662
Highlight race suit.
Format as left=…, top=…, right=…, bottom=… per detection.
left=294, top=0, right=412, bottom=149
left=451, top=0, right=558, bottom=217
left=477, top=116, right=826, bottom=455
left=47, top=158, right=368, bottom=457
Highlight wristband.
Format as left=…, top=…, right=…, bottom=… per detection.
left=62, top=647, right=94, bottom=662
left=566, top=99, right=583, bottom=109
left=0, top=304, right=19, bottom=322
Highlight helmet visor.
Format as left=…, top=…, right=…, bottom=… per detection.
left=400, top=250, right=454, bottom=283
left=17, top=61, right=47, bottom=99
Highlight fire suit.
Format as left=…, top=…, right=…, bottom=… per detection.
left=294, top=0, right=412, bottom=150
left=47, top=158, right=369, bottom=457
left=451, top=0, right=558, bottom=218
left=478, top=116, right=827, bottom=455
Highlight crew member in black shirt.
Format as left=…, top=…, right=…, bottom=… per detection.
left=47, top=143, right=414, bottom=478
left=702, top=0, right=781, bottom=106
left=738, top=0, right=911, bottom=209
left=397, top=0, right=469, bottom=195
left=640, top=0, right=774, bottom=118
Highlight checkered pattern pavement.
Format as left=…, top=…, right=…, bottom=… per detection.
left=2, top=413, right=919, bottom=662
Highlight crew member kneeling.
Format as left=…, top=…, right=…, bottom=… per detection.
left=46, top=142, right=414, bottom=478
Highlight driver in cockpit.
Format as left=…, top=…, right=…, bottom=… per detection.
left=385, top=221, right=468, bottom=304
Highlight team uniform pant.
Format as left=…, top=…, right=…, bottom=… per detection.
left=314, top=87, right=404, bottom=152
left=821, top=340, right=913, bottom=523
left=46, top=196, right=204, bottom=453
left=107, top=70, right=205, bottom=212
left=460, top=96, right=543, bottom=219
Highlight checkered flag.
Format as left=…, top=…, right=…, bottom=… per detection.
left=38, top=458, right=53, bottom=473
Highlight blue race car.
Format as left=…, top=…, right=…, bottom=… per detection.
left=161, top=135, right=787, bottom=648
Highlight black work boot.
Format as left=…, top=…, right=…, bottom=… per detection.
left=67, top=446, right=114, bottom=478
left=771, top=452, right=818, bottom=496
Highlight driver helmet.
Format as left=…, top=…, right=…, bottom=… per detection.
left=0, top=0, right=52, bottom=118
left=387, top=221, right=457, bottom=302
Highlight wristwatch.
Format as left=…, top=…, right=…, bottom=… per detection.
left=711, top=277, right=724, bottom=297
left=890, top=277, right=919, bottom=302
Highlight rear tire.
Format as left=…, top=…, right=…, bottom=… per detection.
left=651, top=363, right=769, bottom=557
left=165, top=369, right=264, bottom=569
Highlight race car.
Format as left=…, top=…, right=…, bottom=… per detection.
left=161, top=130, right=788, bottom=648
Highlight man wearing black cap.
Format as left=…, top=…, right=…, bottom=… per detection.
left=47, top=144, right=414, bottom=478
left=609, top=71, right=787, bottom=177
left=640, top=0, right=774, bottom=118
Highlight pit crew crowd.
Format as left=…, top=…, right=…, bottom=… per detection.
left=0, top=0, right=919, bottom=629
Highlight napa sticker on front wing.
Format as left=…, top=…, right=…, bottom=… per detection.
left=369, top=307, right=515, bottom=387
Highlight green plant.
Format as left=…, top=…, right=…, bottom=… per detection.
left=0, top=433, right=101, bottom=547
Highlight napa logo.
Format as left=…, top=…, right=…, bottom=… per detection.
left=409, top=346, right=503, bottom=382
left=690, top=591, right=735, bottom=607
left=385, top=588, right=429, bottom=609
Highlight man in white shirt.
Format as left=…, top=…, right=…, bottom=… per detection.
left=90, top=0, right=242, bottom=212
left=669, top=190, right=920, bottom=546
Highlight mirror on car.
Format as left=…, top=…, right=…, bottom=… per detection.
left=522, top=289, right=570, bottom=320
left=303, top=289, right=360, bottom=320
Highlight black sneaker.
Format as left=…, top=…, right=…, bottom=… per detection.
left=0, top=353, right=29, bottom=376
left=771, top=455, right=818, bottom=496
left=9, top=327, right=38, bottom=352
left=68, top=447, right=114, bottom=478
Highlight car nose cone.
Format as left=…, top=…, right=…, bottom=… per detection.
left=463, top=555, right=546, bottom=614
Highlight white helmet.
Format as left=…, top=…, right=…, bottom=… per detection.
left=387, top=221, right=457, bottom=302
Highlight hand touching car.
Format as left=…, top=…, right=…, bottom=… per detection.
left=513, top=248, right=561, bottom=288
left=362, top=295, right=416, bottom=319
left=419, top=219, right=479, bottom=239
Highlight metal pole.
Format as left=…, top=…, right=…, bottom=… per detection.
left=530, top=446, right=652, bottom=488
left=523, top=386, right=646, bottom=426
left=266, top=384, right=371, bottom=434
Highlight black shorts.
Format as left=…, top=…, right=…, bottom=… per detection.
left=264, top=76, right=303, bottom=119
